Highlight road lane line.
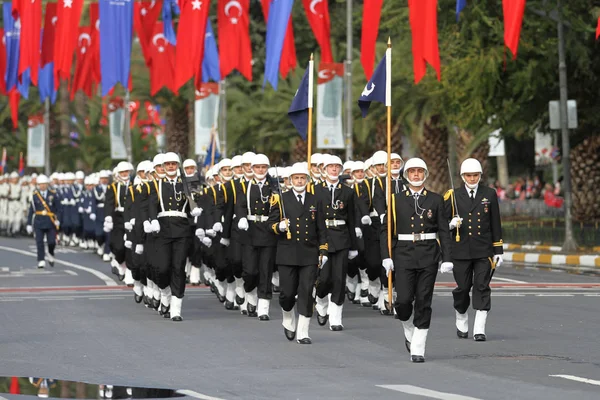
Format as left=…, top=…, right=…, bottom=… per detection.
left=0, top=267, right=8, bottom=272
left=64, top=270, right=78, bottom=276
left=549, top=374, right=600, bottom=386
left=377, top=384, right=482, bottom=400
left=491, top=277, right=527, bottom=284
left=175, top=389, right=227, bottom=400
left=0, top=245, right=118, bottom=286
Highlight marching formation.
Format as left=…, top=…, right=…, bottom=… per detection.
left=15, top=151, right=504, bottom=362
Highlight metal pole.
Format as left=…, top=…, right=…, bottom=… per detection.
left=219, top=79, right=227, bottom=157
left=44, top=98, right=51, bottom=175
left=123, top=89, right=133, bottom=163
left=344, top=0, right=353, bottom=160
left=557, top=0, right=577, bottom=251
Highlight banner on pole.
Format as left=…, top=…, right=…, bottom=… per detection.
left=316, top=62, right=344, bottom=149
left=488, top=128, right=505, bottom=157
left=108, top=98, right=127, bottom=159
left=194, top=83, right=220, bottom=156
left=27, top=115, right=45, bottom=167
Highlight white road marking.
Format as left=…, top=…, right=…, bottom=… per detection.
left=0, top=267, right=8, bottom=272
left=535, top=294, right=574, bottom=297
left=37, top=297, right=75, bottom=301
left=491, top=276, right=527, bottom=284
left=550, top=374, right=600, bottom=386
left=175, top=389, right=227, bottom=400
left=377, top=384, right=482, bottom=400
left=64, top=270, right=78, bottom=276
left=0, top=245, right=118, bottom=286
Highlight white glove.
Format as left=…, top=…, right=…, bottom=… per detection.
left=26, top=225, right=33, bottom=234
left=191, top=207, right=203, bottom=217
left=130, top=218, right=135, bottom=226
left=206, top=229, right=216, bottom=238
left=103, top=222, right=113, bottom=233
left=213, top=222, right=223, bottom=233
left=449, top=216, right=463, bottom=230
left=319, top=255, right=328, bottom=269
left=380, top=214, right=386, bottom=224
left=382, top=258, right=394, bottom=277
left=90, top=213, right=96, bottom=221
left=361, top=215, right=372, bottom=226
left=85, top=207, right=92, bottom=214
left=123, top=233, right=128, bottom=241
left=278, top=220, right=288, bottom=232
left=202, top=237, right=212, bottom=248
left=440, top=262, right=454, bottom=274
left=348, top=250, right=358, bottom=260
left=105, top=216, right=113, bottom=224
left=195, top=228, right=205, bottom=239
left=70, top=199, right=76, bottom=205
left=124, top=222, right=133, bottom=231
left=493, top=255, right=503, bottom=268
left=143, top=220, right=152, bottom=233
left=135, top=244, right=144, bottom=254
left=150, top=219, right=160, bottom=233
left=238, top=217, right=249, bottom=231
left=124, top=240, right=132, bottom=249
left=78, top=207, right=84, bottom=213
left=355, top=228, right=363, bottom=239
left=220, top=238, right=230, bottom=247
left=55, top=220, right=60, bottom=229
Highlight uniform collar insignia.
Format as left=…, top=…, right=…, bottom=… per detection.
left=422, top=190, right=427, bottom=196
left=482, top=197, right=488, bottom=202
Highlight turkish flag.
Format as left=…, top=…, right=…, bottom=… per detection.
left=148, top=22, right=175, bottom=95
left=174, top=0, right=211, bottom=92
left=597, top=17, right=600, bottom=40
left=0, top=29, right=6, bottom=95
left=89, top=3, right=101, bottom=86
left=145, top=101, right=162, bottom=125
left=41, top=3, right=58, bottom=67
left=360, top=0, right=383, bottom=80
left=218, top=0, right=252, bottom=81
left=260, top=0, right=297, bottom=78
left=503, top=0, right=526, bottom=59
left=128, top=100, right=140, bottom=129
left=54, top=0, right=84, bottom=88
left=70, top=27, right=94, bottom=100
left=301, top=0, right=333, bottom=63
left=12, top=0, right=42, bottom=85
left=134, top=0, right=163, bottom=67
left=408, top=0, right=441, bottom=84
left=9, top=89, right=20, bottom=129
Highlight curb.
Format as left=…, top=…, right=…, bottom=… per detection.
left=504, top=243, right=600, bottom=253
left=504, top=251, right=600, bottom=267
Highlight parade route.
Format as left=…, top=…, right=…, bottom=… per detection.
left=2, top=237, right=600, bottom=400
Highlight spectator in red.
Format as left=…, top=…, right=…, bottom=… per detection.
left=544, top=183, right=564, bottom=208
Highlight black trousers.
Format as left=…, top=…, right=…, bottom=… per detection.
left=364, top=239, right=382, bottom=281
left=145, top=234, right=157, bottom=283
left=347, top=252, right=363, bottom=279
left=110, top=224, right=126, bottom=264
left=227, top=239, right=244, bottom=279
left=394, top=264, right=438, bottom=330
left=316, top=248, right=349, bottom=306
left=154, top=235, right=190, bottom=298
left=35, top=228, right=56, bottom=261
left=278, top=264, right=317, bottom=317
left=242, top=245, right=276, bottom=299
left=452, top=258, right=492, bottom=313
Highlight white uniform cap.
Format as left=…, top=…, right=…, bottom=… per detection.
left=279, top=167, right=291, bottom=178
left=372, top=150, right=388, bottom=165
left=136, top=161, right=148, bottom=172
left=162, top=152, right=180, bottom=164
left=322, top=155, right=343, bottom=168
left=403, top=158, right=429, bottom=180
left=49, top=173, right=58, bottom=180
left=9, top=171, right=19, bottom=179
left=116, top=161, right=133, bottom=173
left=31, top=173, right=38, bottom=179
left=343, top=161, right=354, bottom=171
left=64, top=172, right=76, bottom=180
left=289, top=162, right=310, bottom=177
left=183, top=159, right=196, bottom=169
left=231, top=155, right=243, bottom=168
left=268, top=167, right=276, bottom=177
left=99, top=170, right=110, bottom=179
left=351, top=161, right=365, bottom=172
left=460, top=158, right=483, bottom=175
left=219, top=158, right=232, bottom=169
left=241, top=152, right=256, bottom=164
left=310, top=153, right=322, bottom=165
left=37, top=174, right=49, bottom=184
left=75, top=170, right=85, bottom=180
left=251, top=154, right=270, bottom=167
left=144, top=161, right=155, bottom=173
left=153, top=153, right=165, bottom=167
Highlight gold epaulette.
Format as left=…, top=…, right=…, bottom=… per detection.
left=270, top=193, right=279, bottom=207
left=493, top=240, right=504, bottom=247
left=443, top=189, right=454, bottom=201
left=319, top=244, right=329, bottom=251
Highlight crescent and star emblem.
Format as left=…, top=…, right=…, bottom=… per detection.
left=78, top=33, right=91, bottom=54
left=191, top=0, right=202, bottom=10
left=309, top=0, right=322, bottom=16
left=318, top=69, right=332, bottom=80
left=51, top=16, right=58, bottom=25
left=224, top=0, right=242, bottom=24
left=95, top=19, right=100, bottom=30
left=152, top=33, right=166, bottom=52
left=63, top=0, right=73, bottom=8
left=361, top=82, right=375, bottom=97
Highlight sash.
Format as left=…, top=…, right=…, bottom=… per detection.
left=35, top=191, right=59, bottom=230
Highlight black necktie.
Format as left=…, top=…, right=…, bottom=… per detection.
left=297, top=194, right=302, bottom=205
left=470, top=189, right=475, bottom=203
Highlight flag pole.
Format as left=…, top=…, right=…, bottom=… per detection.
left=44, top=98, right=51, bottom=175
left=306, top=53, right=314, bottom=164
left=210, top=126, right=216, bottom=168
left=385, top=38, right=393, bottom=311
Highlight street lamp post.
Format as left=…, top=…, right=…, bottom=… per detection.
left=344, top=0, right=353, bottom=160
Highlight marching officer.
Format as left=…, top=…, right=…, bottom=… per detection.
left=94, top=170, right=111, bottom=261
left=269, top=163, right=328, bottom=344
left=444, top=158, right=504, bottom=341
left=26, top=175, right=60, bottom=268
left=380, top=158, right=453, bottom=363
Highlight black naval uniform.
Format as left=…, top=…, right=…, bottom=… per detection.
left=381, top=188, right=452, bottom=329
left=268, top=189, right=328, bottom=317
left=444, top=185, right=503, bottom=314
left=105, top=181, right=129, bottom=265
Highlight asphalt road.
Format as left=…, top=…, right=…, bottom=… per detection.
left=1, top=237, right=600, bottom=400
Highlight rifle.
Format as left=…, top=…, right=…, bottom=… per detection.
left=272, top=168, right=291, bottom=240
left=447, top=158, right=461, bottom=242
left=177, top=154, right=199, bottom=209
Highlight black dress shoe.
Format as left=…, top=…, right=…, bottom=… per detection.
left=216, top=293, right=226, bottom=303
left=247, top=304, right=256, bottom=314
left=259, top=315, right=270, bottom=321
left=330, top=325, right=343, bottom=332
left=284, top=328, right=295, bottom=341
left=159, top=304, right=170, bottom=317
left=360, top=289, right=368, bottom=298
left=405, top=339, right=411, bottom=353
left=457, top=329, right=468, bottom=339
left=119, top=274, right=125, bottom=282
left=368, top=294, right=377, bottom=304
left=171, top=316, right=183, bottom=322
left=48, top=259, right=55, bottom=267
left=127, top=283, right=134, bottom=288
left=241, top=309, right=248, bottom=315
left=248, top=311, right=258, bottom=318
left=297, top=338, right=312, bottom=344
left=361, top=301, right=371, bottom=307
left=151, top=299, right=160, bottom=311
left=225, top=301, right=234, bottom=310
left=210, top=283, right=216, bottom=293
left=317, top=313, right=328, bottom=326
left=111, top=266, right=118, bottom=275
left=134, top=294, right=143, bottom=304
left=273, top=285, right=280, bottom=293
left=235, top=295, right=244, bottom=305
left=474, top=334, right=486, bottom=342
left=347, top=292, right=355, bottom=302
left=411, top=355, right=425, bottom=363
left=352, top=298, right=361, bottom=305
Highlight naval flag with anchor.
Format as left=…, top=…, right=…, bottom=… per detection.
left=357, top=48, right=389, bottom=118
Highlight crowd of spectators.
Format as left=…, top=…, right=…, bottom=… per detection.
left=491, top=176, right=564, bottom=209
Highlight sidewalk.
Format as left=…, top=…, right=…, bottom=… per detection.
left=503, top=243, right=600, bottom=253
left=503, top=243, right=600, bottom=268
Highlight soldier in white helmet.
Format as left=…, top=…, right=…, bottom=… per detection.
left=7, top=171, right=23, bottom=236
left=94, top=170, right=112, bottom=261
left=0, top=174, right=9, bottom=234
left=26, top=175, right=60, bottom=268
left=181, top=159, right=203, bottom=286
left=309, top=153, right=323, bottom=185
left=80, top=176, right=98, bottom=250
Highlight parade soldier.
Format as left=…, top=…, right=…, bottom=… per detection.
left=380, top=158, right=453, bottom=363
left=444, top=158, right=504, bottom=342
left=26, top=175, right=60, bottom=269
left=7, top=172, right=23, bottom=236
left=94, top=171, right=112, bottom=261
left=268, top=163, right=328, bottom=344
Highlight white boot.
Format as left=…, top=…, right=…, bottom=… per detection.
left=96, top=245, right=104, bottom=256
left=328, top=303, right=344, bottom=331
left=456, top=310, right=469, bottom=338
left=189, top=266, right=201, bottom=285
left=369, top=278, right=381, bottom=305
left=271, top=271, right=280, bottom=288
left=160, top=287, right=172, bottom=308
left=225, top=283, right=237, bottom=309
left=215, top=279, right=227, bottom=302
left=346, top=274, right=358, bottom=298
left=79, top=239, right=88, bottom=249
left=410, top=328, right=429, bottom=362
left=102, top=253, right=111, bottom=262
left=257, top=298, right=271, bottom=320
left=282, top=307, right=297, bottom=340
left=296, top=315, right=312, bottom=344
left=133, top=281, right=143, bottom=298
left=315, top=295, right=329, bottom=317
left=402, top=318, right=415, bottom=353
left=124, top=268, right=134, bottom=286
left=235, top=278, right=245, bottom=304
left=473, top=310, right=488, bottom=341
left=240, top=297, right=248, bottom=315
left=37, top=260, right=45, bottom=269
left=170, top=296, right=183, bottom=321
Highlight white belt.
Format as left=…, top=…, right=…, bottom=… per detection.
left=158, top=211, right=187, bottom=218
left=97, top=204, right=104, bottom=208
left=325, top=219, right=346, bottom=227
left=247, top=215, right=269, bottom=222
left=369, top=211, right=378, bottom=217
left=397, top=233, right=437, bottom=241
left=115, top=207, right=124, bottom=212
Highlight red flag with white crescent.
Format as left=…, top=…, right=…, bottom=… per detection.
left=301, top=0, right=333, bottom=63
left=41, top=2, right=58, bottom=67
left=260, top=0, right=297, bottom=78
left=596, top=17, right=600, bottom=40
left=12, top=0, right=42, bottom=85
left=317, top=62, right=343, bottom=84
left=70, top=26, right=94, bottom=100
left=148, top=22, right=176, bottom=95
left=134, top=0, right=163, bottom=67
left=0, top=29, right=6, bottom=95
left=89, top=3, right=101, bottom=87
left=218, top=0, right=252, bottom=81
left=195, top=82, right=219, bottom=100
left=9, top=90, right=20, bottom=129
left=54, top=0, right=84, bottom=88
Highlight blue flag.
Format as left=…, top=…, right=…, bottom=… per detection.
left=17, top=68, right=30, bottom=99
left=4, top=2, right=20, bottom=92
left=287, top=65, right=310, bottom=141
left=357, top=53, right=387, bottom=118
left=456, top=0, right=467, bottom=21
left=202, top=20, right=221, bottom=83
left=162, top=0, right=179, bottom=46
left=39, top=62, right=57, bottom=104
left=204, top=134, right=221, bottom=167
left=100, top=0, right=134, bottom=96
left=263, top=0, right=294, bottom=90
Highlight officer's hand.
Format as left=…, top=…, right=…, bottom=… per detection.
left=143, top=220, right=152, bottom=234
left=380, top=214, right=386, bottom=224
left=191, top=207, right=203, bottom=217
left=439, top=262, right=454, bottom=274
left=55, top=220, right=60, bottom=229
left=213, top=222, right=223, bottom=233
left=206, top=229, right=216, bottom=238
left=361, top=215, right=372, bottom=226
left=130, top=218, right=136, bottom=226
left=493, top=255, right=503, bottom=268
left=220, top=238, right=230, bottom=247
left=195, top=228, right=205, bottom=239
left=278, top=219, right=289, bottom=232
left=90, top=213, right=96, bottom=221
left=26, top=225, right=33, bottom=235
left=382, top=258, right=394, bottom=277
left=319, top=255, right=328, bottom=269
left=105, top=216, right=113, bottom=224
left=124, top=240, right=133, bottom=249
left=355, top=228, right=363, bottom=239
left=135, top=244, right=144, bottom=255
left=238, top=217, right=249, bottom=231
left=78, top=207, right=84, bottom=213
left=150, top=219, right=160, bottom=233
left=348, top=250, right=358, bottom=260
left=201, top=237, right=212, bottom=248
left=85, top=207, right=92, bottom=214
left=103, top=222, right=113, bottom=233
left=124, top=222, right=133, bottom=231
left=449, top=216, right=463, bottom=230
